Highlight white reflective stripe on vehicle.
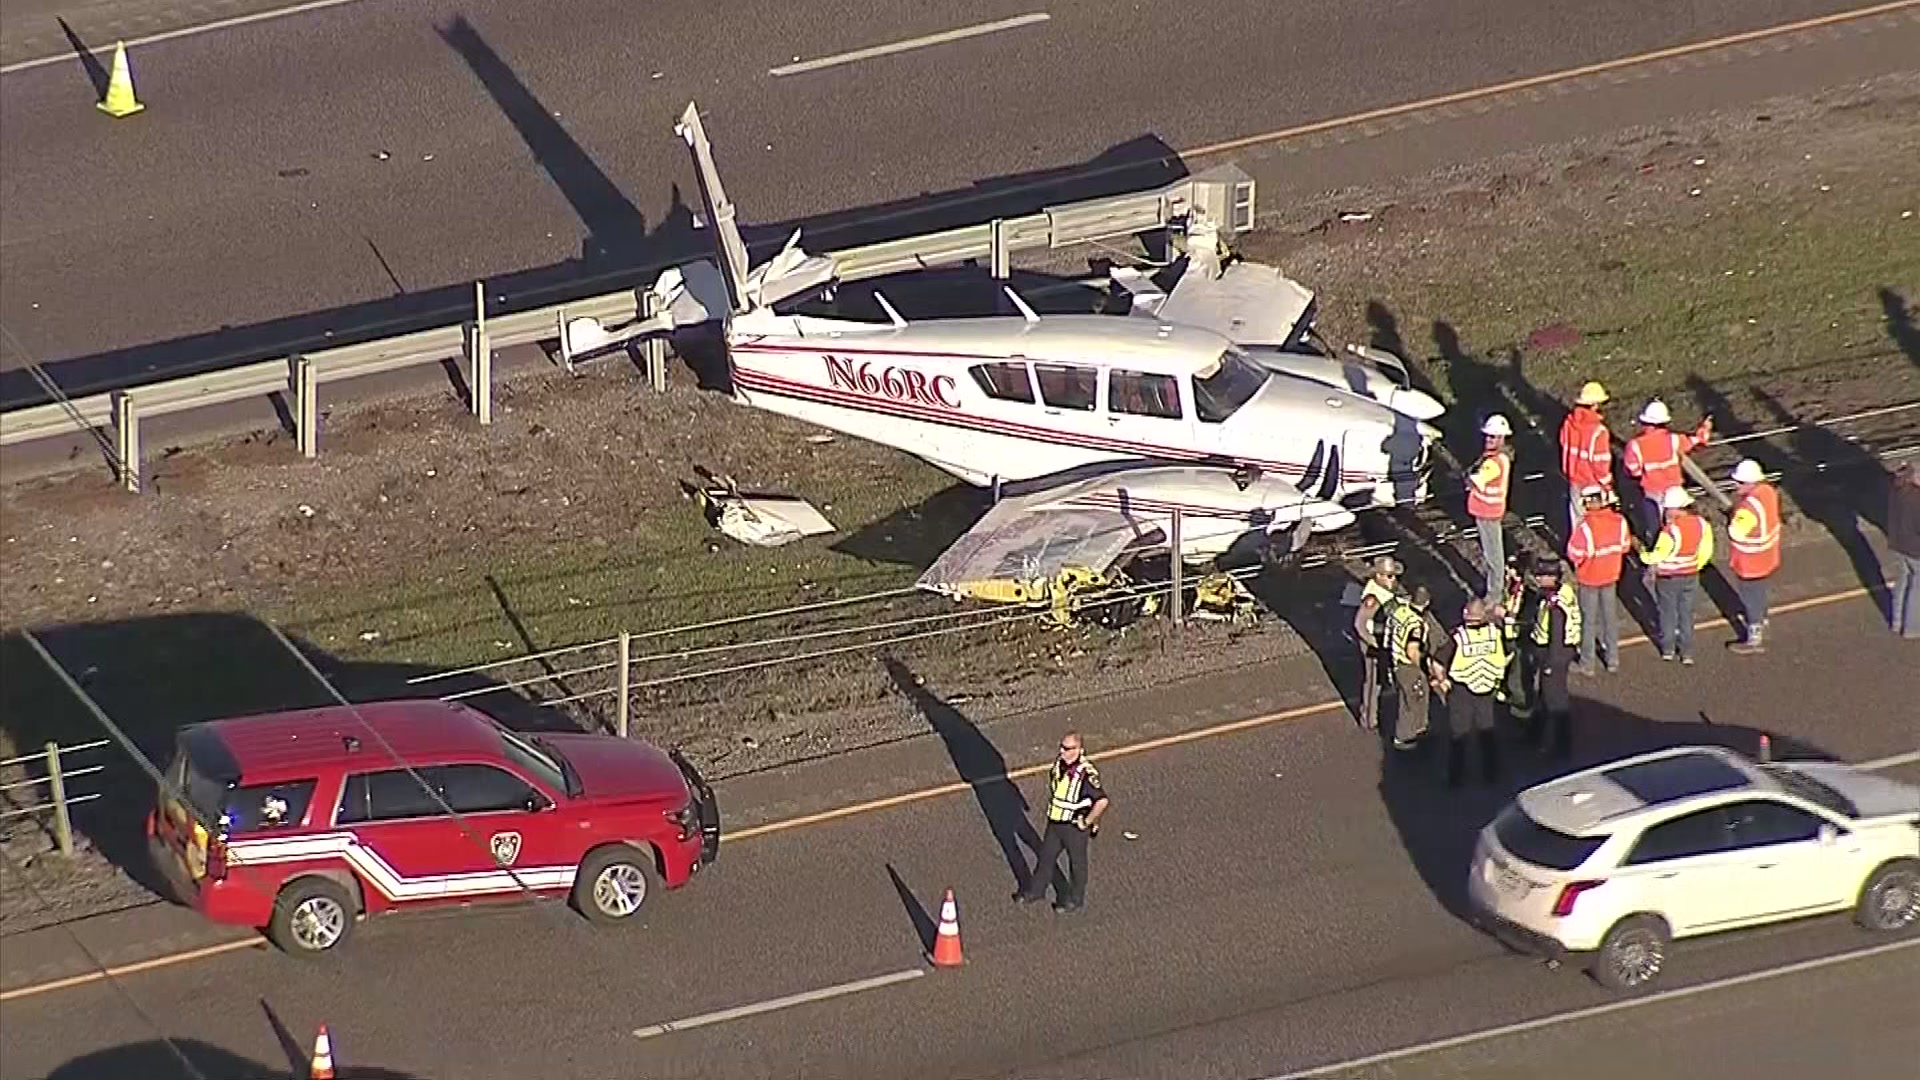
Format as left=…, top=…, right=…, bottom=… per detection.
left=225, top=832, right=576, bottom=900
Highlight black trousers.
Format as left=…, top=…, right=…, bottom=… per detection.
left=1532, top=651, right=1573, bottom=758
left=1020, top=820, right=1090, bottom=906
left=1446, top=686, right=1501, bottom=787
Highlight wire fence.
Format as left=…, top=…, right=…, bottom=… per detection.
left=0, top=739, right=112, bottom=858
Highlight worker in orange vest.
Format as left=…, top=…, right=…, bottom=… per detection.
left=1624, top=399, right=1712, bottom=540
left=1726, top=459, right=1782, bottom=654
left=1566, top=484, right=1632, bottom=674
left=1467, top=414, right=1513, bottom=599
left=1560, top=382, right=1614, bottom=540
left=1647, top=487, right=1714, bottom=664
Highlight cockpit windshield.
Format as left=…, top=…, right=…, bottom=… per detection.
left=1193, top=347, right=1271, bottom=423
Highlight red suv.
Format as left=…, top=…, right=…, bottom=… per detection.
left=147, top=699, right=719, bottom=957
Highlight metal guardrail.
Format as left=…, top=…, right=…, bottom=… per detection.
left=0, top=165, right=1256, bottom=494
left=0, top=739, right=111, bottom=858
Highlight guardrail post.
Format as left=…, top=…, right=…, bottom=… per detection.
left=556, top=306, right=574, bottom=373
left=1168, top=510, right=1185, bottom=629
left=110, top=391, right=140, bottom=493
left=615, top=631, right=631, bottom=738
left=45, top=742, right=74, bottom=858
left=469, top=281, right=493, bottom=425
left=989, top=218, right=1009, bottom=280
left=291, top=354, right=317, bottom=458
left=640, top=291, right=667, bottom=392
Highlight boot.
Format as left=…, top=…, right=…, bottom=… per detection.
left=1729, top=622, right=1766, bottom=655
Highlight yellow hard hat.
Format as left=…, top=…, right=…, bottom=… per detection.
left=1577, top=381, right=1609, bottom=406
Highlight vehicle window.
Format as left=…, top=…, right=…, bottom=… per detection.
left=969, top=362, right=1034, bottom=404
left=438, top=764, right=541, bottom=814
left=1723, top=800, right=1826, bottom=849
left=1193, top=348, right=1270, bottom=423
left=1759, top=765, right=1861, bottom=819
left=1494, top=806, right=1607, bottom=871
left=172, top=728, right=240, bottom=825
left=222, top=780, right=318, bottom=834
left=1034, top=364, right=1097, bottom=411
left=1109, top=370, right=1183, bottom=420
left=496, top=727, right=566, bottom=796
left=1625, top=807, right=1732, bottom=864
left=337, top=768, right=450, bottom=824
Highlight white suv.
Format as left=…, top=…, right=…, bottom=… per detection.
left=1468, top=745, right=1920, bottom=992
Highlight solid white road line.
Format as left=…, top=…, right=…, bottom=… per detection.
left=1861, top=749, right=1920, bottom=771
left=769, top=12, right=1051, bottom=77
left=632, top=967, right=926, bottom=1040
left=0, top=0, right=375, bottom=75
left=1268, top=937, right=1920, bottom=1079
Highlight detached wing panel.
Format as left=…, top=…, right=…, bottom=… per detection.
left=1155, top=261, right=1316, bottom=347
left=916, top=498, right=1152, bottom=600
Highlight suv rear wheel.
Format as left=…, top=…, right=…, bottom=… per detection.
left=572, top=844, right=656, bottom=926
left=1855, top=859, right=1920, bottom=933
left=1589, top=914, right=1669, bottom=993
left=268, top=877, right=357, bottom=958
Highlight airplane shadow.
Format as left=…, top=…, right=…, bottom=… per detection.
left=831, top=484, right=992, bottom=570
left=45, top=1038, right=428, bottom=1080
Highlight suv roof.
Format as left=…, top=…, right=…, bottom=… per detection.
left=179, top=700, right=504, bottom=783
left=1516, top=746, right=1767, bottom=836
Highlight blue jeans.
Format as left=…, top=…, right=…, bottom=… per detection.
left=1576, top=583, right=1620, bottom=667
left=1733, top=576, right=1770, bottom=636
left=1895, top=553, right=1920, bottom=637
left=1654, top=573, right=1698, bottom=658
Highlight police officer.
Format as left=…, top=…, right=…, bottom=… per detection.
left=1352, top=556, right=1404, bottom=731
left=1014, top=731, right=1109, bottom=914
left=1496, top=553, right=1535, bottom=725
left=1386, top=585, right=1443, bottom=750
left=1441, top=597, right=1509, bottom=786
left=1527, top=557, right=1580, bottom=759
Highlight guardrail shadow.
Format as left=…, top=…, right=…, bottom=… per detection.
left=1, top=9, right=1185, bottom=416
left=1377, top=696, right=1837, bottom=925
left=0, top=612, right=590, bottom=906
left=46, top=1039, right=427, bottom=1080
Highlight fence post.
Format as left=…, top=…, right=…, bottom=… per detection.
left=1168, top=510, right=1185, bottom=629
left=111, top=391, right=140, bottom=493
left=616, top=631, right=631, bottom=738
left=291, top=354, right=317, bottom=458
left=470, top=280, right=493, bottom=425
left=44, top=742, right=74, bottom=858
left=640, top=290, right=667, bottom=392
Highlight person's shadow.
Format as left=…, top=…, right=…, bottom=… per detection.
left=881, top=656, right=1055, bottom=895
left=1379, top=696, right=1838, bottom=923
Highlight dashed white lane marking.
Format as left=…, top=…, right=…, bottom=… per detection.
left=1267, top=937, right=1920, bottom=1079
left=769, top=12, right=1051, bottom=77
left=632, top=967, right=926, bottom=1039
left=1, top=0, right=374, bottom=75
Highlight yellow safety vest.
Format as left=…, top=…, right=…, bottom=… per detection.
left=1389, top=603, right=1427, bottom=666
left=1047, top=761, right=1100, bottom=823
left=1532, top=582, right=1583, bottom=647
left=1449, top=624, right=1508, bottom=694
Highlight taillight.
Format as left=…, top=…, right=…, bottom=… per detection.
left=206, top=835, right=229, bottom=881
left=1551, top=880, right=1605, bottom=916
left=665, top=804, right=696, bottom=840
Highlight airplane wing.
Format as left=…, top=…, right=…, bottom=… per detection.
left=915, top=464, right=1352, bottom=602
left=1111, top=221, right=1316, bottom=348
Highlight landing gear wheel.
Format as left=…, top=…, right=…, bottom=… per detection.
left=572, top=845, right=656, bottom=926
left=268, top=877, right=356, bottom=958
left=1589, top=914, right=1669, bottom=993
left=1855, top=859, right=1920, bottom=933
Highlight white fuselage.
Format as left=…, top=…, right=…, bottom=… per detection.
left=726, top=309, right=1436, bottom=508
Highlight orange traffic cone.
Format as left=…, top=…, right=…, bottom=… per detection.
left=309, top=1024, right=335, bottom=1079
left=930, top=888, right=964, bottom=967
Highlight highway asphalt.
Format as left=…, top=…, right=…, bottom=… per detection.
left=1, top=538, right=1914, bottom=1079
left=1, top=0, right=1909, bottom=401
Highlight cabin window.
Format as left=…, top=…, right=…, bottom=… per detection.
left=1193, top=348, right=1270, bottom=423
left=1034, top=363, right=1097, bottom=411
left=1109, top=370, right=1183, bottom=420
left=968, top=362, right=1035, bottom=404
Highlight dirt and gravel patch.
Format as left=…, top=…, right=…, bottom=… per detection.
left=2, top=75, right=1916, bottom=933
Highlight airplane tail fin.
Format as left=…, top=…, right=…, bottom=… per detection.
left=675, top=102, right=839, bottom=316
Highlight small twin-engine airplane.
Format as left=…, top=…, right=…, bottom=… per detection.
left=563, top=103, right=1446, bottom=602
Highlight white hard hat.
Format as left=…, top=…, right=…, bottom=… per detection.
left=1640, top=399, right=1673, bottom=425
left=1732, top=459, right=1765, bottom=484
left=1662, top=487, right=1695, bottom=509
left=1481, top=414, right=1512, bottom=437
